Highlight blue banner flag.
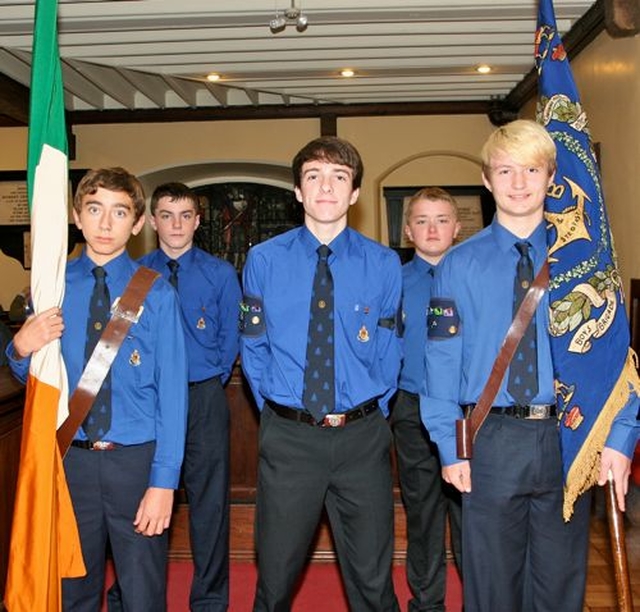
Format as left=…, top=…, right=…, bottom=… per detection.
left=535, top=0, right=640, bottom=518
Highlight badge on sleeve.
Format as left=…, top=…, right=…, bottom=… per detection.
left=427, top=298, right=460, bottom=339
left=239, top=295, right=265, bottom=337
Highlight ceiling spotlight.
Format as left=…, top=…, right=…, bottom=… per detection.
left=340, top=68, right=355, bottom=78
left=269, top=15, right=287, bottom=33
left=296, top=14, right=308, bottom=32
left=269, top=1, right=309, bottom=34
left=476, top=64, right=492, bottom=74
left=206, top=73, right=221, bottom=82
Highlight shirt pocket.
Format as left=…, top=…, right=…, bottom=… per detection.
left=183, top=304, right=217, bottom=345
left=339, top=299, right=382, bottom=368
left=120, top=330, right=154, bottom=391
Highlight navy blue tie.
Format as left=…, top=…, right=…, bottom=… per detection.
left=82, top=266, right=112, bottom=441
left=167, top=259, right=179, bottom=289
left=303, top=245, right=335, bottom=422
left=507, top=242, right=538, bottom=405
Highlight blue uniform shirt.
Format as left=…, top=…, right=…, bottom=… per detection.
left=240, top=226, right=402, bottom=416
left=7, top=250, right=188, bottom=489
left=421, top=218, right=638, bottom=465
left=398, top=255, right=436, bottom=394
left=140, top=246, right=241, bottom=384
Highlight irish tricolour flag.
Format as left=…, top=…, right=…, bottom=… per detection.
left=4, top=0, right=85, bottom=610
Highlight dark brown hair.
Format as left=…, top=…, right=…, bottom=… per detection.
left=292, top=136, right=363, bottom=189
left=150, top=182, right=200, bottom=215
left=73, top=167, right=146, bottom=221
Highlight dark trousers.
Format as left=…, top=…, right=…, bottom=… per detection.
left=253, top=405, right=400, bottom=612
left=107, top=377, right=230, bottom=612
left=184, top=376, right=230, bottom=612
left=63, top=442, right=168, bottom=612
left=391, top=390, right=462, bottom=612
left=463, top=414, right=591, bottom=612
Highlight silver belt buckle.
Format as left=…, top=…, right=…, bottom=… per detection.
left=527, top=404, right=550, bottom=420
left=322, top=413, right=346, bottom=428
left=92, top=440, right=116, bottom=450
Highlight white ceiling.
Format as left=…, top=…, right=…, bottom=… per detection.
left=0, top=0, right=597, bottom=123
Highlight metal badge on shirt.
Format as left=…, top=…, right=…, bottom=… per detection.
left=129, top=349, right=141, bottom=366
left=196, top=307, right=207, bottom=330
left=427, top=298, right=460, bottom=339
left=239, top=295, right=265, bottom=336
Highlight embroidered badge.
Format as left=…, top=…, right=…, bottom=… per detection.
left=240, top=295, right=265, bottom=336
left=564, top=405, right=584, bottom=431
left=196, top=317, right=206, bottom=330
left=357, top=325, right=370, bottom=343
left=427, top=298, right=460, bottom=339
left=129, top=349, right=141, bottom=367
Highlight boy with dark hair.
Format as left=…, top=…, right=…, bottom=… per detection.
left=241, top=136, right=403, bottom=612
left=141, top=181, right=241, bottom=611
left=7, top=167, right=188, bottom=611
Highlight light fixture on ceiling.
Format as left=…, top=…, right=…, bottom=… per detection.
left=340, top=68, right=355, bottom=78
left=269, top=1, right=309, bottom=34
left=206, top=73, right=221, bottom=82
left=476, top=64, right=492, bottom=74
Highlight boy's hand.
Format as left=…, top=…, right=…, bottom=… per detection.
left=598, top=447, right=631, bottom=512
left=12, top=307, right=64, bottom=359
left=442, top=460, right=472, bottom=493
left=133, top=487, right=174, bottom=536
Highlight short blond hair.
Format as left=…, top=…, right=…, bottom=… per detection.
left=404, top=186, right=459, bottom=225
left=481, top=119, right=556, bottom=175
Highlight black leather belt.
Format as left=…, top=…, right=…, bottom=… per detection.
left=267, top=398, right=379, bottom=427
left=488, top=404, right=557, bottom=420
left=463, top=404, right=556, bottom=420
left=189, top=375, right=220, bottom=388
left=71, top=440, right=123, bottom=451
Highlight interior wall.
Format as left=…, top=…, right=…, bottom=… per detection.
left=521, top=31, right=640, bottom=295
left=3, top=39, right=638, bottom=296
left=571, top=31, right=640, bottom=294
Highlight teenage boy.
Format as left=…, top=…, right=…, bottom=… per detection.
left=421, top=120, right=637, bottom=612
left=391, top=187, right=462, bottom=612
left=140, top=182, right=241, bottom=611
left=7, top=167, right=188, bottom=611
left=241, top=136, right=403, bottom=612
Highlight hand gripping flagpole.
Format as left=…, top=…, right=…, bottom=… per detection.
left=605, top=471, right=633, bottom=612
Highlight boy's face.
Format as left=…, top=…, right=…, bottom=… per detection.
left=482, top=149, right=554, bottom=227
left=294, top=160, right=359, bottom=235
left=404, top=198, right=460, bottom=264
left=73, top=187, right=145, bottom=266
left=150, top=196, right=200, bottom=258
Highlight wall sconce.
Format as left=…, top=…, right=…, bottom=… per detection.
left=269, top=1, right=309, bottom=34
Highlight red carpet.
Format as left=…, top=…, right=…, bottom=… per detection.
left=105, top=560, right=463, bottom=611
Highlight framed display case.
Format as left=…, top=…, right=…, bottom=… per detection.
left=0, top=169, right=87, bottom=269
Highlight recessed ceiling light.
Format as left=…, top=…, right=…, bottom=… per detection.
left=206, top=73, right=221, bottom=82
left=340, top=69, right=355, bottom=78
left=476, top=64, right=492, bottom=74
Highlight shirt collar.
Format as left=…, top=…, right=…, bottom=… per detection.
left=491, top=217, right=547, bottom=256
left=299, top=225, right=350, bottom=261
left=410, top=254, right=436, bottom=275
left=79, top=248, right=131, bottom=283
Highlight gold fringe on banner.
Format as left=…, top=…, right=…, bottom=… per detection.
left=563, top=348, right=640, bottom=520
